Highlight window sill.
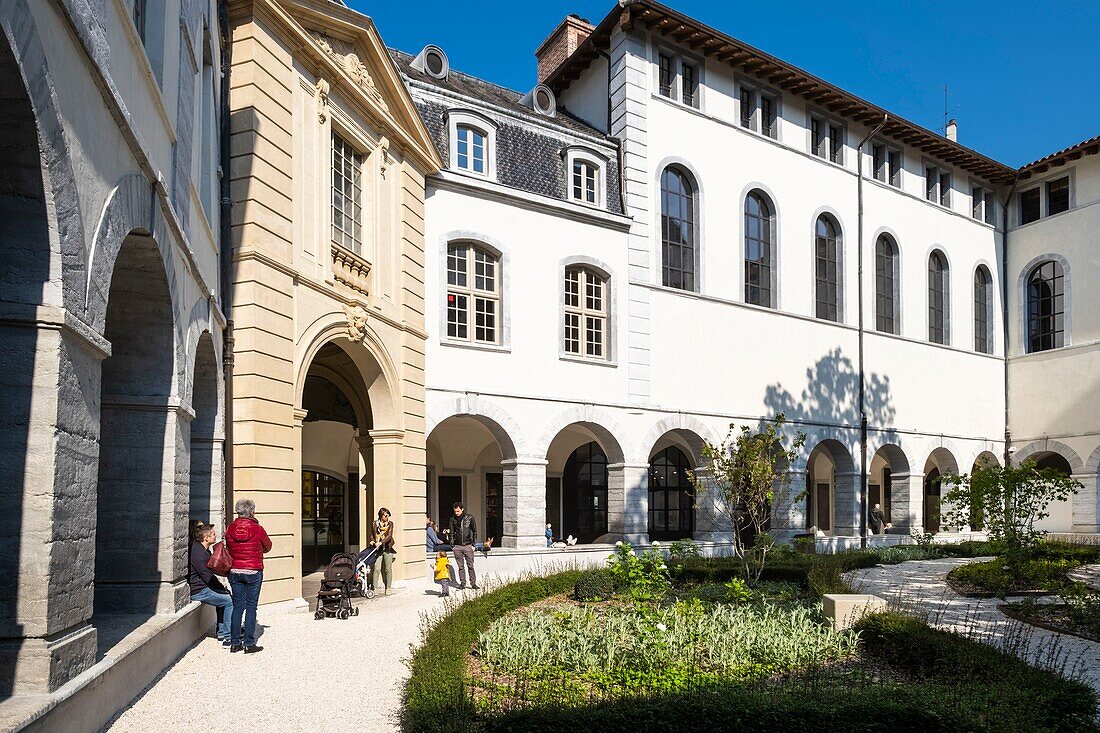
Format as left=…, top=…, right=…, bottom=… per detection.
left=558, top=353, right=618, bottom=369
left=440, top=340, right=510, bottom=354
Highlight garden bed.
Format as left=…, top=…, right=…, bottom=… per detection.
left=947, top=556, right=1087, bottom=598
left=403, top=552, right=1099, bottom=733
left=1001, top=601, right=1100, bottom=643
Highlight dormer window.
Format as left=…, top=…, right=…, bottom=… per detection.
left=456, top=126, right=485, bottom=174
left=411, top=45, right=449, bottom=80
left=573, top=160, right=597, bottom=204
left=563, top=147, right=606, bottom=208
left=447, top=110, right=497, bottom=179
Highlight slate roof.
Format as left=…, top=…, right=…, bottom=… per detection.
left=389, top=49, right=624, bottom=215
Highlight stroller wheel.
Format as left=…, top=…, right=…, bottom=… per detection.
left=314, top=609, right=324, bottom=620
left=337, top=608, right=349, bottom=620
left=365, top=589, right=375, bottom=599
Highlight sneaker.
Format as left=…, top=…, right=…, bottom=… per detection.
left=230, top=644, right=243, bottom=653
left=455, top=584, right=465, bottom=591
left=244, top=646, right=264, bottom=654
left=221, top=639, right=232, bottom=647
left=469, top=583, right=480, bottom=590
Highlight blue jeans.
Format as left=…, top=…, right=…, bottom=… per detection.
left=229, top=571, right=263, bottom=647
left=191, top=587, right=234, bottom=640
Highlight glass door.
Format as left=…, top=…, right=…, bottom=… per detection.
left=302, top=470, right=346, bottom=572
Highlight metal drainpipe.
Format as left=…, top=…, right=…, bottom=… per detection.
left=856, top=114, right=889, bottom=550
left=1001, top=174, right=1020, bottom=467
left=218, top=0, right=234, bottom=529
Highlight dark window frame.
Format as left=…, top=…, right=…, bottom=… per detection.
left=875, top=234, right=899, bottom=334
left=1027, top=260, right=1065, bottom=353
left=928, top=250, right=949, bottom=344
left=1046, top=176, right=1070, bottom=216
left=744, top=191, right=775, bottom=308
left=974, top=265, right=992, bottom=354
left=814, top=215, right=840, bottom=322
left=660, top=166, right=697, bottom=292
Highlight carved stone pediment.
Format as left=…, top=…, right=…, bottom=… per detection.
left=312, top=32, right=389, bottom=113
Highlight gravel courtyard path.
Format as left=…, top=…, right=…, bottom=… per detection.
left=103, top=574, right=451, bottom=733
left=844, top=557, right=1100, bottom=696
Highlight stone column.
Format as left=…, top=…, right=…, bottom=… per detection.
left=833, top=470, right=860, bottom=537
left=1071, top=473, right=1098, bottom=533
left=886, top=472, right=924, bottom=535
left=773, top=469, right=808, bottom=540
left=609, top=463, right=650, bottom=545
left=502, top=459, right=548, bottom=548
left=368, top=429, right=405, bottom=581
left=356, top=434, right=375, bottom=552
left=95, top=396, right=191, bottom=615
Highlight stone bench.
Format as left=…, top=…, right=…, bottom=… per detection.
left=823, top=593, right=888, bottom=630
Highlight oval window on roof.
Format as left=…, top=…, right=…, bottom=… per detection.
left=415, top=45, right=449, bottom=80
left=425, top=49, right=445, bottom=76
left=532, top=84, right=556, bottom=116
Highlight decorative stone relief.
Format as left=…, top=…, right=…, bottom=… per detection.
left=344, top=303, right=369, bottom=342
left=315, top=78, right=330, bottom=123
left=377, top=136, right=391, bottom=178
left=312, top=32, right=389, bottom=113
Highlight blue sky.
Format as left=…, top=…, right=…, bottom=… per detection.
left=351, top=0, right=1099, bottom=167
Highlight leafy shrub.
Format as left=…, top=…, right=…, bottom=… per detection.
left=949, top=557, right=1080, bottom=596
left=574, top=569, right=616, bottom=601
left=724, top=577, right=751, bottom=604
left=668, top=538, right=701, bottom=561
left=1062, top=582, right=1100, bottom=638
left=607, top=541, right=671, bottom=601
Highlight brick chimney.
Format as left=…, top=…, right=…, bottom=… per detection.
left=535, top=14, right=594, bottom=83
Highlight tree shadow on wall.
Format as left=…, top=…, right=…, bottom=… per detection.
left=762, top=347, right=896, bottom=436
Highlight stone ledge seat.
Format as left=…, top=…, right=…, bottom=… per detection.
left=823, top=593, right=888, bottom=630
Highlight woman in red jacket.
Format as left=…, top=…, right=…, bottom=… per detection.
left=226, top=498, right=272, bottom=653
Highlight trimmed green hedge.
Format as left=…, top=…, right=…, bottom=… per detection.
left=402, top=570, right=585, bottom=733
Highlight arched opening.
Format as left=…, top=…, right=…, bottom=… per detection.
left=546, top=423, right=623, bottom=544
left=189, top=332, right=220, bottom=527
left=647, top=429, right=704, bottom=541
left=869, top=444, right=910, bottom=533
left=660, top=165, right=697, bottom=291
left=1024, top=450, right=1075, bottom=532
left=805, top=440, right=856, bottom=535
left=425, top=414, right=516, bottom=549
left=922, top=448, right=958, bottom=533
left=969, top=452, right=1000, bottom=531
left=0, top=31, right=54, bottom=688
left=94, top=232, right=175, bottom=641
left=300, top=343, right=372, bottom=574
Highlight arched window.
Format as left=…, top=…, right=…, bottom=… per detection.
left=928, top=250, right=949, bottom=344
left=1027, top=260, right=1064, bottom=352
left=660, top=166, right=696, bottom=291
left=814, top=215, right=840, bottom=321
left=875, top=234, right=899, bottom=334
left=563, top=266, right=608, bottom=359
left=562, top=442, right=608, bottom=544
left=446, top=243, right=500, bottom=345
left=648, top=446, right=694, bottom=541
left=973, top=266, right=993, bottom=354
left=745, top=190, right=775, bottom=307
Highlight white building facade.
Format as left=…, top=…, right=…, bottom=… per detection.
left=1005, top=138, right=1100, bottom=533
left=393, top=0, right=1058, bottom=553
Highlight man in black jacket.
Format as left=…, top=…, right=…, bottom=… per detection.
left=189, top=524, right=234, bottom=645
left=448, top=502, right=478, bottom=590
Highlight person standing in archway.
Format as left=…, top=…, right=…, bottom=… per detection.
left=372, top=508, right=396, bottom=595
left=449, top=502, right=478, bottom=590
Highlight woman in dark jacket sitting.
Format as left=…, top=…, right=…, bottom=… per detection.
left=189, top=523, right=234, bottom=645
left=226, top=499, right=272, bottom=654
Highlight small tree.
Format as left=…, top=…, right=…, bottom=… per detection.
left=690, top=414, right=805, bottom=585
left=941, top=458, right=1081, bottom=574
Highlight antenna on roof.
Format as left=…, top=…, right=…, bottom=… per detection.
left=941, top=84, right=960, bottom=137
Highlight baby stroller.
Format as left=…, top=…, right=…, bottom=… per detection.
left=314, top=552, right=361, bottom=620
left=354, top=546, right=380, bottom=599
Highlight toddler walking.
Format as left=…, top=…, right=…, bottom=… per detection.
left=434, top=550, right=451, bottom=597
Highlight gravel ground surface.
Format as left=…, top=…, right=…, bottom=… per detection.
left=844, top=557, right=1100, bottom=696
left=102, top=574, right=452, bottom=733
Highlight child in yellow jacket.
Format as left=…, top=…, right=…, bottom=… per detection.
left=433, top=551, right=451, bottom=597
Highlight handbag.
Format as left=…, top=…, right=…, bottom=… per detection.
left=207, top=540, right=232, bottom=575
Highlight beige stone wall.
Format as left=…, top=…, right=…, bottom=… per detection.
left=228, top=0, right=436, bottom=603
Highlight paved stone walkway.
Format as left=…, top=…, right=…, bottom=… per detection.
left=102, top=575, right=445, bottom=732
left=1068, top=563, right=1100, bottom=591
left=844, top=557, right=1100, bottom=696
